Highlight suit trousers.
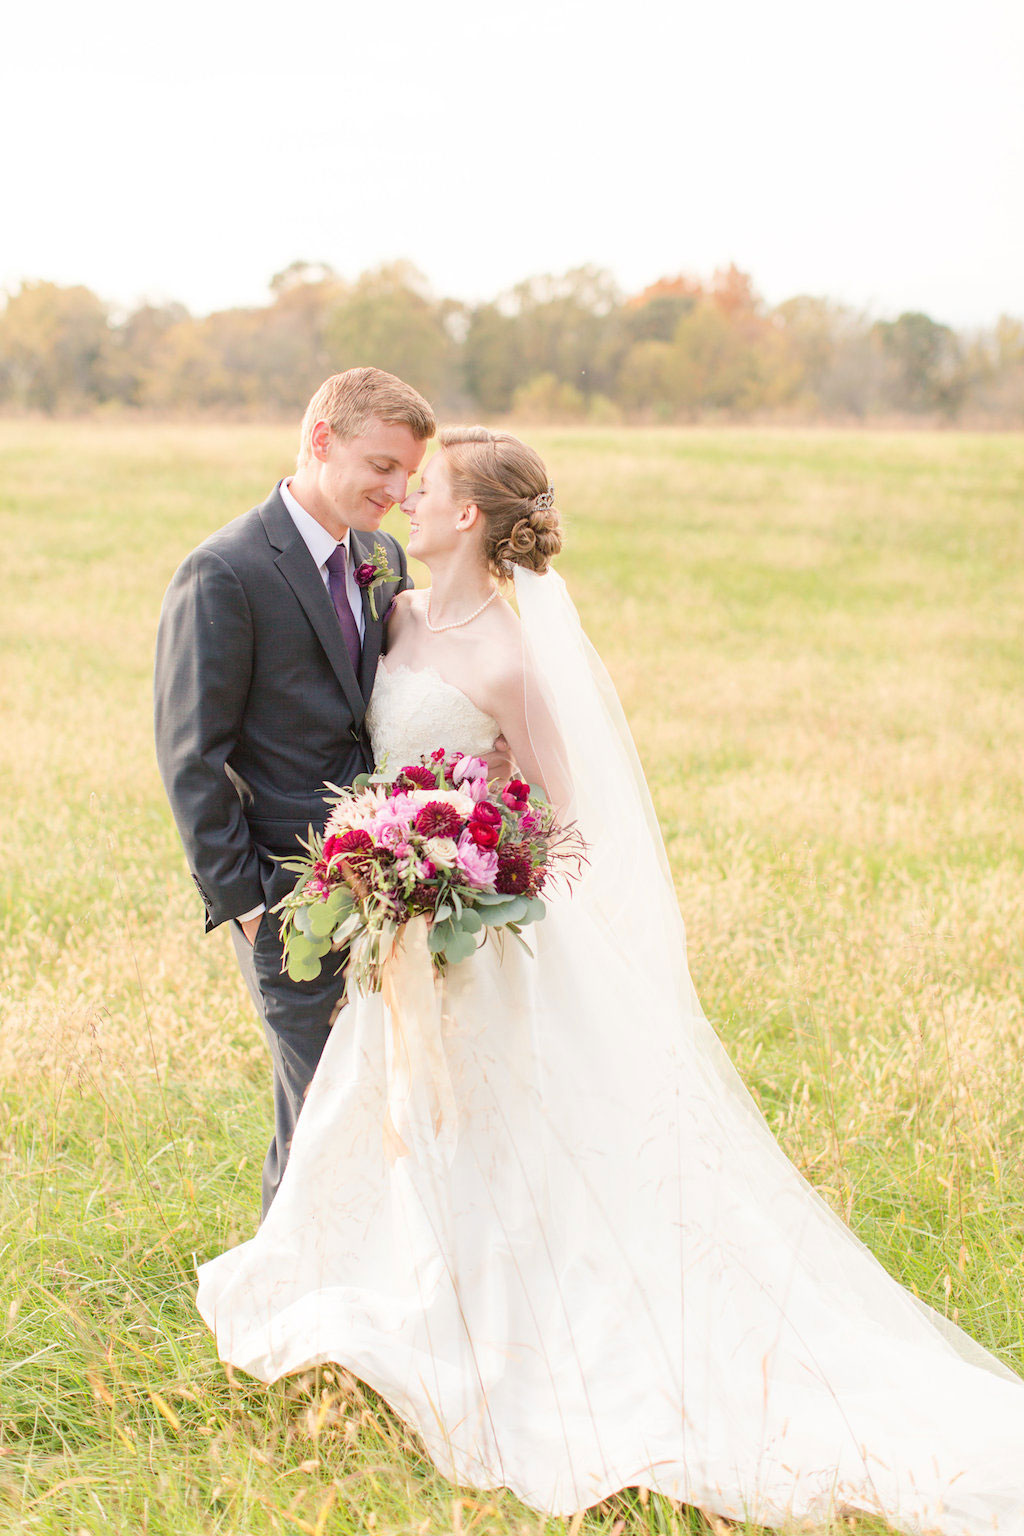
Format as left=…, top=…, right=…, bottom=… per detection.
left=230, top=910, right=348, bottom=1218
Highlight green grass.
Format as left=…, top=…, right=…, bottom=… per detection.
left=2, top=420, right=1023, bottom=1533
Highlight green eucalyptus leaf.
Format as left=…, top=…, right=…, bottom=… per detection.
left=287, top=951, right=324, bottom=982
left=428, top=919, right=454, bottom=954
left=332, top=912, right=362, bottom=946
left=456, top=907, right=484, bottom=934
left=441, top=930, right=477, bottom=965
left=308, top=888, right=353, bottom=937
left=293, top=905, right=316, bottom=940
left=481, top=896, right=529, bottom=926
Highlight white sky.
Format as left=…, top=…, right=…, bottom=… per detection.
left=3, top=0, right=1022, bottom=329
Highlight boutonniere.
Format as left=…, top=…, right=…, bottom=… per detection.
left=353, top=542, right=397, bottom=620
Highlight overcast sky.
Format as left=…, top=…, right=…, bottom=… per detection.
left=4, top=0, right=1021, bottom=329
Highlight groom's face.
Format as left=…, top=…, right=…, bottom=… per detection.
left=322, top=419, right=427, bottom=535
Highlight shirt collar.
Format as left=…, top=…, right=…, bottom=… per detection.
left=279, top=478, right=350, bottom=570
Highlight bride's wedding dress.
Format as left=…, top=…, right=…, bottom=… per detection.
left=197, top=570, right=1024, bottom=1533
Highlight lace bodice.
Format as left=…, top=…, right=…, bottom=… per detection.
left=365, top=659, right=500, bottom=766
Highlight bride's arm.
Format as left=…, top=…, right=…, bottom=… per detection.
left=486, top=655, right=575, bottom=822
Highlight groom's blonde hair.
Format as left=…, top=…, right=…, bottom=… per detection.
left=298, top=367, right=436, bottom=464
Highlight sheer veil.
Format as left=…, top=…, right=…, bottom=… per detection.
left=514, top=563, right=1019, bottom=1388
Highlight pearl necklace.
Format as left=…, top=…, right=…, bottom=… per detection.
left=425, top=587, right=499, bottom=633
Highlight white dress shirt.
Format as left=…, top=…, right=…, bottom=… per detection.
left=279, top=477, right=365, bottom=639
left=237, top=479, right=366, bottom=927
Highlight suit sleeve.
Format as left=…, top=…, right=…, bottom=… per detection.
left=154, top=547, right=265, bottom=931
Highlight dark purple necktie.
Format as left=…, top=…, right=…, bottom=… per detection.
left=324, top=544, right=361, bottom=673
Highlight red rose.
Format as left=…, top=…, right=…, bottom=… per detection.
left=502, top=778, right=531, bottom=814
left=470, top=801, right=502, bottom=828
left=469, top=821, right=500, bottom=850
left=354, top=561, right=377, bottom=587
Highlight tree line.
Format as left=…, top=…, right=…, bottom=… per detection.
left=1, top=259, right=1021, bottom=424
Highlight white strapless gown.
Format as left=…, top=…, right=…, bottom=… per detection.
left=197, top=660, right=1024, bottom=1533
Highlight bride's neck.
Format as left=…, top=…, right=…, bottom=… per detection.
left=422, top=550, right=495, bottom=626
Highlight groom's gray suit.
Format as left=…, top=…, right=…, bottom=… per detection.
left=154, top=481, right=409, bottom=1215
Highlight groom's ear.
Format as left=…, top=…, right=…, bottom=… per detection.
left=310, top=420, right=332, bottom=462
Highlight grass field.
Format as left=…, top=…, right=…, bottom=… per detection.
left=1, top=420, right=1023, bottom=1535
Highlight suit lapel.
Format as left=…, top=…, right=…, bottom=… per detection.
left=351, top=529, right=387, bottom=702
left=259, top=487, right=366, bottom=724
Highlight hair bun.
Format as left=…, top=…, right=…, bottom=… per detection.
left=438, top=425, right=563, bottom=576
left=508, top=517, right=538, bottom=556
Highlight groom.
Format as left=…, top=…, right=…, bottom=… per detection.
left=154, top=367, right=434, bottom=1216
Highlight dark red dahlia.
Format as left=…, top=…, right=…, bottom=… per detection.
left=398, top=764, right=438, bottom=790
left=495, top=843, right=535, bottom=896
left=407, top=880, right=438, bottom=914
left=414, top=800, right=464, bottom=838
left=325, top=828, right=374, bottom=864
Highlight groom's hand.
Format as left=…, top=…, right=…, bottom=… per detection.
left=485, top=735, right=514, bottom=786
left=240, top=913, right=263, bottom=945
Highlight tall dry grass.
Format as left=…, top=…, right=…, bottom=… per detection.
left=1, top=420, right=1022, bottom=1533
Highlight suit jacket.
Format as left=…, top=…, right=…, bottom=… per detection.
left=154, top=482, right=410, bottom=931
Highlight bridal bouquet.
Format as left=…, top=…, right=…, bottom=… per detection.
left=272, top=751, right=584, bottom=990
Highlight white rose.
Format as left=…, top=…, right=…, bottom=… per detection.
left=424, top=837, right=459, bottom=868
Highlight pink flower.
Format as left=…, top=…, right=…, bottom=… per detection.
left=430, top=748, right=446, bottom=763
left=454, top=832, right=499, bottom=888
left=367, top=794, right=417, bottom=845
left=519, top=809, right=540, bottom=833
left=502, top=778, right=531, bottom=814
left=452, top=755, right=488, bottom=789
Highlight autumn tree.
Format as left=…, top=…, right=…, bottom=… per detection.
left=872, top=311, right=966, bottom=417
left=0, top=281, right=113, bottom=411
left=324, top=262, right=457, bottom=405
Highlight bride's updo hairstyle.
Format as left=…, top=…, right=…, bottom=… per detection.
left=438, top=426, right=562, bottom=578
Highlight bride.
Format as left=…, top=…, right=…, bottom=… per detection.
left=197, top=427, right=1024, bottom=1533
